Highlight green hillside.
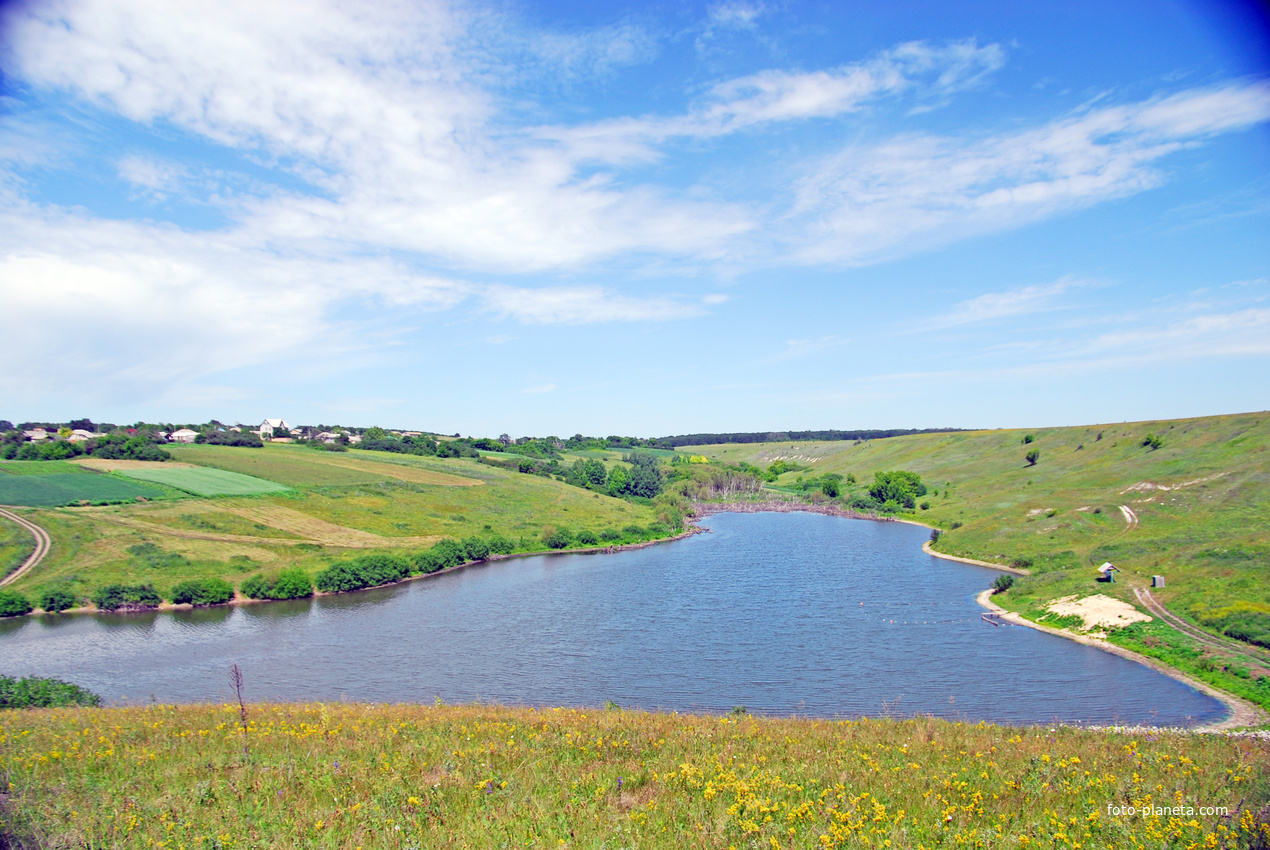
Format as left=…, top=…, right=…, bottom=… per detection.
left=0, top=443, right=665, bottom=608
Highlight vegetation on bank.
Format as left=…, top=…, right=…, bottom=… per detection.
left=0, top=675, right=100, bottom=709
left=1, top=702, right=1266, bottom=848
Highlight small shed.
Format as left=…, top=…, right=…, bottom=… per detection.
left=1096, top=562, right=1120, bottom=583
left=1152, top=575, right=1165, bottom=588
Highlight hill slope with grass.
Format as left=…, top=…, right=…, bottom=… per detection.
left=0, top=443, right=670, bottom=611
left=685, top=411, right=1270, bottom=709
left=2, top=702, right=1267, bottom=848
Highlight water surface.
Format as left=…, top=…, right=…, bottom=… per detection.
left=0, top=511, right=1225, bottom=725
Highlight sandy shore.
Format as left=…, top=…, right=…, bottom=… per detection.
left=975, top=589, right=1266, bottom=732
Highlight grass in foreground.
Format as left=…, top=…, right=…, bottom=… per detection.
left=1, top=702, right=1267, bottom=849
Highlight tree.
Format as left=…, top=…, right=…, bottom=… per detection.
left=821, top=473, right=843, bottom=498
left=606, top=465, right=629, bottom=496
left=363, top=426, right=387, bottom=441
left=1142, top=433, right=1163, bottom=450
left=1025, top=449, right=1040, bottom=466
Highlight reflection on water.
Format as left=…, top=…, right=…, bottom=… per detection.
left=0, top=511, right=1226, bottom=726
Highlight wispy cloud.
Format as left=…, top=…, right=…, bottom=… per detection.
left=522, top=383, right=557, bottom=394
left=928, top=278, right=1088, bottom=328
left=792, top=81, right=1270, bottom=265
left=480, top=284, right=703, bottom=324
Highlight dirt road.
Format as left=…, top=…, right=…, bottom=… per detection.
left=0, top=507, right=51, bottom=587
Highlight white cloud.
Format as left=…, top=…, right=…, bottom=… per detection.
left=117, top=155, right=186, bottom=199
left=522, top=383, right=557, bottom=394
left=792, top=81, right=1270, bottom=264
left=480, top=284, right=703, bottom=324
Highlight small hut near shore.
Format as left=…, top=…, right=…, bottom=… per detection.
left=1096, top=562, right=1120, bottom=583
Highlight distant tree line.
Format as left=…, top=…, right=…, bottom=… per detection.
left=652, top=428, right=964, bottom=448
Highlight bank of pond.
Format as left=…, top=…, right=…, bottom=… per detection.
left=0, top=512, right=1229, bottom=728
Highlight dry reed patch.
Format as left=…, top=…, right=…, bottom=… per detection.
left=299, top=453, right=483, bottom=487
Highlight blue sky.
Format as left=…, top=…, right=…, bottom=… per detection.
left=1, top=0, right=1268, bottom=436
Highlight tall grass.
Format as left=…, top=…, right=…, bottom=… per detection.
left=2, top=702, right=1267, bottom=848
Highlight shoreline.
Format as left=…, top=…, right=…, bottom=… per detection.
left=7, top=525, right=707, bottom=619
left=974, top=588, right=1266, bottom=732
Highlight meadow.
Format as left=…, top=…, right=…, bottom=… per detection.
left=1, top=702, right=1266, bottom=849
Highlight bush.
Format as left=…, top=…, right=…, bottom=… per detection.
left=415, top=539, right=467, bottom=574
left=39, top=587, right=78, bottom=613
left=576, top=530, right=598, bottom=546
left=544, top=528, right=573, bottom=549
left=929, top=529, right=941, bottom=543
left=462, top=537, right=491, bottom=562
left=273, top=568, right=314, bottom=599
left=919, top=501, right=930, bottom=510
left=600, top=529, right=621, bottom=541
left=0, top=675, right=101, bottom=708
left=1022, top=434, right=1034, bottom=444
left=315, top=554, right=410, bottom=593
left=992, top=574, right=1015, bottom=594
left=240, top=570, right=314, bottom=600
left=1025, top=449, right=1040, bottom=466
left=171, top=578, right=234, bottom=606
left=487, top=534, right=515, bottom=555
left=197, top=431, right=264, bottom=448
left=0, top=589, right=34, bottom=617
left=1142, top=433, right=1163, bottom=450
left=92, top=583, right=162, bottom=611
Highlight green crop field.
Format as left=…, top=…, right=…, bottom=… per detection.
left=0, top=472, right=170, bottom=507
left=0, top=460, right=96, bottom=476
left=115, top=465, right=291, bottom=496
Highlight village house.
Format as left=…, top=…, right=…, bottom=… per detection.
left=258, top=418, right=291, bottom=440
left=22, top=428, right=49, bottom=442
left=170, top=428, right=199, bottom=443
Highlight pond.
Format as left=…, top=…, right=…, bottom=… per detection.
left=0, top=511, right=1226, bottom=725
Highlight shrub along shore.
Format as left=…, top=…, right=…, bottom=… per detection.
left=0, top=523, right=703, bottom=618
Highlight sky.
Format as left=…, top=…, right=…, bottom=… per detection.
left=1, top=0, right=1268, bottom=437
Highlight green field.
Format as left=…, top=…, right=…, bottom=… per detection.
left=1, top=702, right=1265, bottom=848
left=0, top=460, right=96, bottom=476
left=115, top=465, right=291, bottom=496
left=0, top=472, right=170, bottom=507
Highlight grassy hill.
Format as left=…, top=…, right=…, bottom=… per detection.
left=1, top=701, right=1266, bottom=848
left=0, top=443, right=664, bottom=606
left=685, top=410, right=1270, bottom=709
